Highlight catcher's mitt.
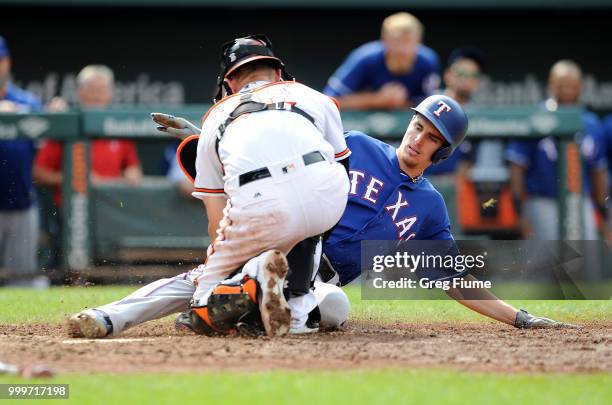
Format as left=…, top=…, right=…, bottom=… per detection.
left=150, top=113, right=200, bottom=182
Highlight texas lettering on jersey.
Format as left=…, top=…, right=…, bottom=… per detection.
left=323, top=131, right=454, bottom=285
left=347, top=170, right=418, bottom=240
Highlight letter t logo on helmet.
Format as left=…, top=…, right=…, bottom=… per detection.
left=433, top=101, right=452, bottom=117
left=411, top=95, right=469, bottom=165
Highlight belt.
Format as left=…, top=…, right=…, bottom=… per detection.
left=238, top=151, right=325, bottom=187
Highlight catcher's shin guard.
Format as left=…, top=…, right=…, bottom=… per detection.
left=189, top=250, right=292, bottom=337
left=285, top=236, right=319, bottom=296
left=189, top=277, right=263, bottom=336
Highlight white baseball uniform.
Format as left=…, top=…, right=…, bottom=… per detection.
left=94, top=79, right=351, bottom=334
left=190, top=80, right=350, bottom=327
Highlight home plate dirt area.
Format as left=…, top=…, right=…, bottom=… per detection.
left=1, top=321, right=610, bottom=374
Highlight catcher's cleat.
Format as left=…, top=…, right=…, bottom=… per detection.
left=259, top=250, right=292, bottom=337
left=66, top=309, right=113, bottom=338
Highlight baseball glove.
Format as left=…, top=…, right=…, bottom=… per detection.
left=150, top=112, right=200, bottom=181
left=150, top=113, right=201, bottom=139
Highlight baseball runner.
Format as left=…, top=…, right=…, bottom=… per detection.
left=167, top=92, right=567, bottom=330
left=316, top=94, right=577, bottom=329
left=67, top=34, right=351, bottom=338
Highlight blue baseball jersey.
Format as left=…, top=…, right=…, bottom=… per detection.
left=323, top=41, right=440, bottom=105
left=603, top=115, right=612, bottom=195
left=0, top=83, right=42, bottom=210
left=505, top=110, right=606, bottom=198
left=323, top=131, right=457, bottom=286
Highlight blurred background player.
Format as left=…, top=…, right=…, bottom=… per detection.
left=426, top=46, right=519, bottom=239
left=34, top=64, right=142, bottom=280
left=425, top=46, right=485, bottom=177
left=0, top=36, right=47, bottom=288
left=506, top=60, right=608, bottom=240
left=35, top=64, right=142, bottom=191
left=161, top=141, right=194, bottom=199
left=603, top=116, right=612, bottom=240
left=323, top=12, right=440, bottom=109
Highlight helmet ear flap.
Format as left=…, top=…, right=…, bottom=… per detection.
left=431, top=145, right=451, bottom=165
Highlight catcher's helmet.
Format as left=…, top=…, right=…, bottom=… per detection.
left=214, top=34, right=293, bottom=101
left=411, top=95, right=468, bottom=164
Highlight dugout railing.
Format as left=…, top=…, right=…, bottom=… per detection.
left=0, top=105, right=584, bottom=272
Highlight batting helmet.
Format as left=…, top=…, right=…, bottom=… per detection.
left=215, top=34, right=293, bottom=101
left=411, top=95, right=468, bottom=164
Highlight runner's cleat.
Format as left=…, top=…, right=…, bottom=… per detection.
left=66, top=309, right=112, bottom=338
left=258, top=250, right=292, bottom=337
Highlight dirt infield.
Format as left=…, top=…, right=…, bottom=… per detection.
left=1, top=321, right=610, bottom=374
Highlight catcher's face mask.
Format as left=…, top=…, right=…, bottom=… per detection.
left=214, top=34, right=293, bottom=102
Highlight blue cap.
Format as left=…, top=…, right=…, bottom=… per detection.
left=411, top=95, right=468, bottom=164
left=0, top=36, right=9, bottom=58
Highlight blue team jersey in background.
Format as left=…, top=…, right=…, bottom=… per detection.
left=323, top=131, right=453, bottom=285
left=0, top=83, right=42, bottom=210
left=604, top=115, right=612, bottom=195
left=505, top=110, right=606, bottom=198
left=323, top=41, right=440, bottom=105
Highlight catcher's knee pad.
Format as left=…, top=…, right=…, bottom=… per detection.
left=190, top=277, right=263, bottom=335
left=285, top=236, right=320, bottom=296
left=313, top=281, right=349, bottom=329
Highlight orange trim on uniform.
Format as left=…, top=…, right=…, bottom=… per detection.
left=192, top=307, right=221, bottom=332
left=201, top=97, right=233, bottom=125
left=176, top=134, right=200, bottom=184
left=202, top=80, right=301, bottom=126
left=212, top=284, right=242, bottom=295
left=194, top=187, right=225, bottom=194
left=210, top=281, right=257, bottom=303
left=242, top=278, right=258, bottom=303
left=328, top=96, right=341, bottom=111
left=335, top=148, right=351, bottom=159
left=210, top=280, right=258, bottom=303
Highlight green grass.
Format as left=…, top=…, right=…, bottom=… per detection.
left=0, top=286, right=135, bottom=324
left=0, top=285, right=610, bottom=405
left=0, top=369, right=611, bottom=405
left=345, top=286, right=612, bottom=323
left=0, top=285, right=610, bottom=324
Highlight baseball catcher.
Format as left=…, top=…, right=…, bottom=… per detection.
left=67, top=34, right=351, bottom=338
